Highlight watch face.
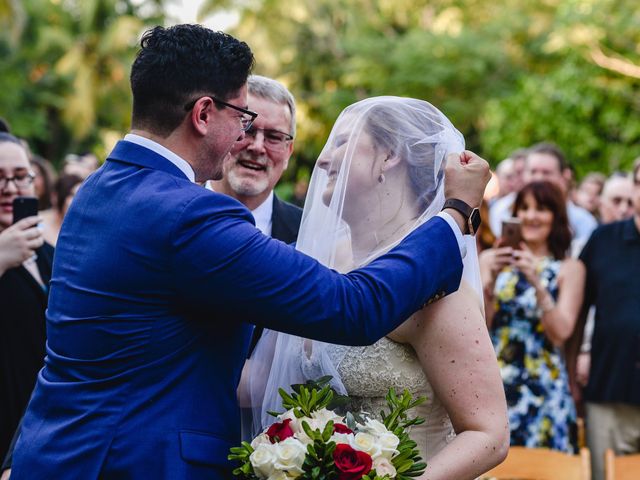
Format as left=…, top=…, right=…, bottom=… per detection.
left=470, top=208, right=481, bottom=233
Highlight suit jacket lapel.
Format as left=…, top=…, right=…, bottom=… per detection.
left=271, top=196, right=299, bottom=244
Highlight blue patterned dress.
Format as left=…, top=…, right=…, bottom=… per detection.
left=490, top=257, right=577, bottom=453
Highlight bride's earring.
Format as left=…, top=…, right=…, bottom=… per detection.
left=378, top=173, right=385, bottom=184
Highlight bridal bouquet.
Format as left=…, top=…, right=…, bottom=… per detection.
left=229, top=379, right=426, bottom=480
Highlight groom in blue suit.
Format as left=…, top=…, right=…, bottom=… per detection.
left=11, top=25, right=489, bottom=479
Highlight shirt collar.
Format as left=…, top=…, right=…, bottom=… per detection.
left=204, top=182, right=274, bottom=236
left=124, top=133, right=196, bottom=183
left=249, top=191, right=274, bottom=236
left=623, top=217, right=640, bottom=244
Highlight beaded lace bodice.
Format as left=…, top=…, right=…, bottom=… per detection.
left=325, top=337, right=455, bottom=460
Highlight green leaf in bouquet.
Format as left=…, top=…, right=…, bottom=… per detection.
left=279, top=383, right=334, bottom=418
left=290, top=376, right=351, bottom=412
left=375, top=389, right=428, bottom=479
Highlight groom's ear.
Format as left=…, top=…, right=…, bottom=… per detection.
left=188, top=97, right=215, bottom=137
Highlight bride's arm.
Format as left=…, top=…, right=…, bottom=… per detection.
left=389, top=281, right=509, bottom=480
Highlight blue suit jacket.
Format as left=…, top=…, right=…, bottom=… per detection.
left=12, top=141, right=462, bottom=479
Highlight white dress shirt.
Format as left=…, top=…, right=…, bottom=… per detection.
left=124, top=133, right=196, bottom=183
left=203, top=182, right=274, bottom=236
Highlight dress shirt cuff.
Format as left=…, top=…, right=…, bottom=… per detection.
left=436, top=211, right=467, bottom=259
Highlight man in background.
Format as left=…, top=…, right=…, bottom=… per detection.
left=210, top=75, right=301, bottom=244
left=599, top=173, right=635, bottom=224
left=568, top=159, right=640, bottom=480
left=209, top=75, right=302, bottom=358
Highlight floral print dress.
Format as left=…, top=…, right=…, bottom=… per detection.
left=490, top=257, right=577, bottom=453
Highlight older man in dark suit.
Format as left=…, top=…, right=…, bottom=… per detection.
left=211, top=76, right=302, bottom=361
left=210, top=75, right=302, bottom=244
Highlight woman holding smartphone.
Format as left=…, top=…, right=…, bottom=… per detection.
left=0, top=132, right=51, bottom=465
left=479, top=180, right=584, bottom=453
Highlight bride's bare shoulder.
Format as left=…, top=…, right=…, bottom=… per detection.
left=389, top=280, right=482, bottom=343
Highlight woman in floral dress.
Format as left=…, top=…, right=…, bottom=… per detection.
left=480, top=180, right=585, bottom=452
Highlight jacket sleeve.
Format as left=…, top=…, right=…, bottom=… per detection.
left=171, top=194, right=463, bottom=346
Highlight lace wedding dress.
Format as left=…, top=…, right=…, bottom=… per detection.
left=325, top=336, right=456, bottom=461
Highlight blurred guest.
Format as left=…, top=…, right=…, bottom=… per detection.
left=566, top=159, right=640, bottom=480
left=40, top=174, right=83, bottom=246
left=480, top=181, right=584, bottom=453
left=0, top=133, right=51, bottom=462
left=495, top=158, right=518, bottom=199
left=489, top=148, right=528, bottom=233
left=29, top=155, right=56, bottom=211
left=570, top=172, right=635, bottom=420
left=62, top=152, right=99, bottom=179
left=490, top=143, right=597, bottom=252
left=599, top=173, right=634, bottom=224
left=208, top=75, right=302, bottom=366
left=575, top=172, right=606, bottom=219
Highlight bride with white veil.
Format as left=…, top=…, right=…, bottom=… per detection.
left=243, top=97, right=508, bottom=479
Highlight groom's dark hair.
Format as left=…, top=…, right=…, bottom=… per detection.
left=130, top=24, right=254, bottom=137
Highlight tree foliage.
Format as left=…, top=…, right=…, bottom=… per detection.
left=2, top=0, right=639, bottom=181
left=0, top=0, right=163, bottom=164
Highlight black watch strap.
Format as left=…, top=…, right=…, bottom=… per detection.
left=442, top=198, right=481, bottom=235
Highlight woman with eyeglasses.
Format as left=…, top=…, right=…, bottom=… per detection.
left=0, top=132, right=52, bottom=462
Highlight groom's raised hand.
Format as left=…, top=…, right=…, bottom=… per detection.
left=444, top=150, right=491, bottom=208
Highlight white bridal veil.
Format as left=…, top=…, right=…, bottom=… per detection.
left=243, top=96, right=482, bottom=437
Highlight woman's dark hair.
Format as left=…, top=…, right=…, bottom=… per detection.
left=130, top=24, right=254, bottom=137
left=512, top=181, right=572, bottom=260
left=30, top=155, right=56, bottom=210
left=54, top=174, right=83, bottom=214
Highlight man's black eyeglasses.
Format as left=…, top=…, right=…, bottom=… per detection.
left=184, top=95, right=257, bottom=132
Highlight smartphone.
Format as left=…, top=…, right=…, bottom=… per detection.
left=12, top=196, right=39, bottom=224
left=501, top=218, right=522, bottom=249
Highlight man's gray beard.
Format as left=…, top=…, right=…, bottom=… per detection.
left=227, top=166, right=270, bottom=197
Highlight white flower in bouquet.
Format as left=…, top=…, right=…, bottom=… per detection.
left=377, top=431, right=400, bottom=460
left=310, top=407, right=343, bottom=427
left=267, top=472, right=297, bottom=480
left=250, top=443, right=277, bottom=479
left=352, top=432, right=382, bottom=459
left=361, top=418, right=389, bottom=436
left=273, top=437, right=306, bottom=476
left=251, top=433, right=272, bottom=450
left=373, top=457, right=397, bottom=477
left=294, top=416, right=327, bottom=445
left=329, top=432, right=355, bottom=446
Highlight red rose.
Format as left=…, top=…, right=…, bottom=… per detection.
left=266, top=418, right=294, bottom=443
left=333, top=443, right=372, bottom=480
left=333, top=423, right=354, bottom=435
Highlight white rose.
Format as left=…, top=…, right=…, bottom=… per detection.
left=352, top=432, right=382, bottom=458
left=311, top=408, right=343, bottom=428
left=363, top=418, right=388, bottom=435
left=295, top=417, right=324, bottom=444
left=377, top=431, right=400, bottom=460
left=267, top=472, right=296, bottom=480
left=251, top=433, right=272, bottom=450
left=329, top=432, right=355, bottom=445
left=278, top=409, right=303, bottom=434
left=273, top=437, right=306, bottom=476
left=250, top=444, right=277, bottom=479
left=373, top=457, right=397, bottom=478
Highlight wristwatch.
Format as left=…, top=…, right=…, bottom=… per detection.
left=442, top=198, right=481, bottom=235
